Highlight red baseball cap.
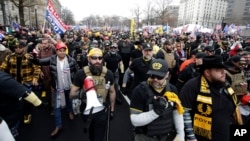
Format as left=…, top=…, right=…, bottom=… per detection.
left=55, top=42, right=67, bottom=50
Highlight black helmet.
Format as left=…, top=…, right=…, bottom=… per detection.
left=104, top=40, right=111, bottom=46
left=121, top=34, right=128, bottom=39
left=74, top=41, right=84, bottom=49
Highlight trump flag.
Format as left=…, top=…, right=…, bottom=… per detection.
left=45, top=0, right=67, bottom=34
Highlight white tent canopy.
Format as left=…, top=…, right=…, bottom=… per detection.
left=173, top=24, right=213, bottom=34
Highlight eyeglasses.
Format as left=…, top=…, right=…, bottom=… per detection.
left=90, top=56, right=103, bottom=60
left=148, top=74, right=165, bottom=80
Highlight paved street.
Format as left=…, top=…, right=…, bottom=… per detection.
left=16, top=94, right=134, bottom=141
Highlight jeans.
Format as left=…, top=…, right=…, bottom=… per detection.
left=53, top=89, right=73, bottom=127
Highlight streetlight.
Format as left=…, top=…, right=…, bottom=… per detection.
left=35, top=7, right=38, bottom=30
left=15, top=15, right=18, bottom=22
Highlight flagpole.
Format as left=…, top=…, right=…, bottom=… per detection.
left=42, top=20, right=46, bottom=33
left=42, top=0, right=49, bottom=33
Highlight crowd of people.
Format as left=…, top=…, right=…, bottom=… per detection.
left=0, top=26, right=250, bottom=141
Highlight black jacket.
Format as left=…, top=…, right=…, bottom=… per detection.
left=32, top=55, right=79, bottom=89
left=0, top=71, right=30, bottom=127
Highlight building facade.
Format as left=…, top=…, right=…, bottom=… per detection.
left=0, top=0, right=61, bottom=28
left=226, top=0, right=250, bottom=25
left=168, top=5, right=179, bottom=26
left=178, top=0, right=228, bottom=29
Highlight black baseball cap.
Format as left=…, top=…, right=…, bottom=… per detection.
left=204, top=46, right=214, bottom=52
left=142, top=43, right=152, bottom=50
left=196, top=52, right=207, bottom=59
left=147, top=59, right=168, bottom=77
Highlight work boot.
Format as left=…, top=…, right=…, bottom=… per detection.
left=50, top=127, right=62, bottom=137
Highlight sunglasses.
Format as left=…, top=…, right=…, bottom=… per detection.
left=239, top=62, right=247, bottom=66
left=148, top=74, right=165, bottom=80
left=144, top=49, right=153, bottom=51
left=15, top=46, right=24, bottom=49
left=90, top=56, right=103, bottom=60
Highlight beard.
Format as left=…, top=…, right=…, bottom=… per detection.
left=89, top=63, right=103, bottom=75
left=166, top=48, right=172, bottom=53
left=210, top=78, right=226, bottom=88
left=16, top=51, right=25, bottom=57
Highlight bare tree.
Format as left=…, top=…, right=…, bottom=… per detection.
left=132, top=4, right=143, bottom=29
left=9, top=0, right=39, bottom=26
left=103, top=16, right=110, bottom=27
left=144, top=0, right=155, bottom=26
left=61, top=7, right=75, bottom=25
left=81, top=16, right=97, bottom=28
left=110, top=16, right=120, bottom=27
left=0, top=0, right=8, bottom=25
left=154, top=0, right=173, bottom=25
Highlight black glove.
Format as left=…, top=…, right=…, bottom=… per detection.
left=36, top=102, right=48, bottom=109
left=110, top=111, right=114, bottom=120
left=152, top=97, right=167, bottom=115
left=120, top=87, right=128, bottom=95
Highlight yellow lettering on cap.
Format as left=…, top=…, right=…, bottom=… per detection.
left=152, top=63, right=162, bottom=70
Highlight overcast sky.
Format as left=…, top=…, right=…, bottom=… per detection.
left=59, top=0, right=180, bottom=21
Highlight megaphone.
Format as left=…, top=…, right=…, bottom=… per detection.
left=83, top=76, right=104, bottom=115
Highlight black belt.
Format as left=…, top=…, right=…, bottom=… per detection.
left=150, top=135, right=162, bottom=140
left=148, top=130, right=176, bottom=140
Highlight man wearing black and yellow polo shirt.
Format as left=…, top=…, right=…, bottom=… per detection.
left=179, top=55, right=242, bottom=141
left=130, top=59, right=185, bottom=141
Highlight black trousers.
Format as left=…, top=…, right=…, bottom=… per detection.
left=82, top=109, right=108, bottom=141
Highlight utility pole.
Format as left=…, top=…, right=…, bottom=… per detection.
left=35, top=8, right=38, bottom=30
left=28, top=0, right=31, bottom=26
left=0, top=0, right=7, bottom=25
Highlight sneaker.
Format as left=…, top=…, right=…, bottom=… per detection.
left=24, top=114, right=32, bottom=124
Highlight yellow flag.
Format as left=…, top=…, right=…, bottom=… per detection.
left=158, top=26, right=163, bottom=34
left=163, top=91, right=185, bottom=114
left=130, top=18, right=135, bottom=38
